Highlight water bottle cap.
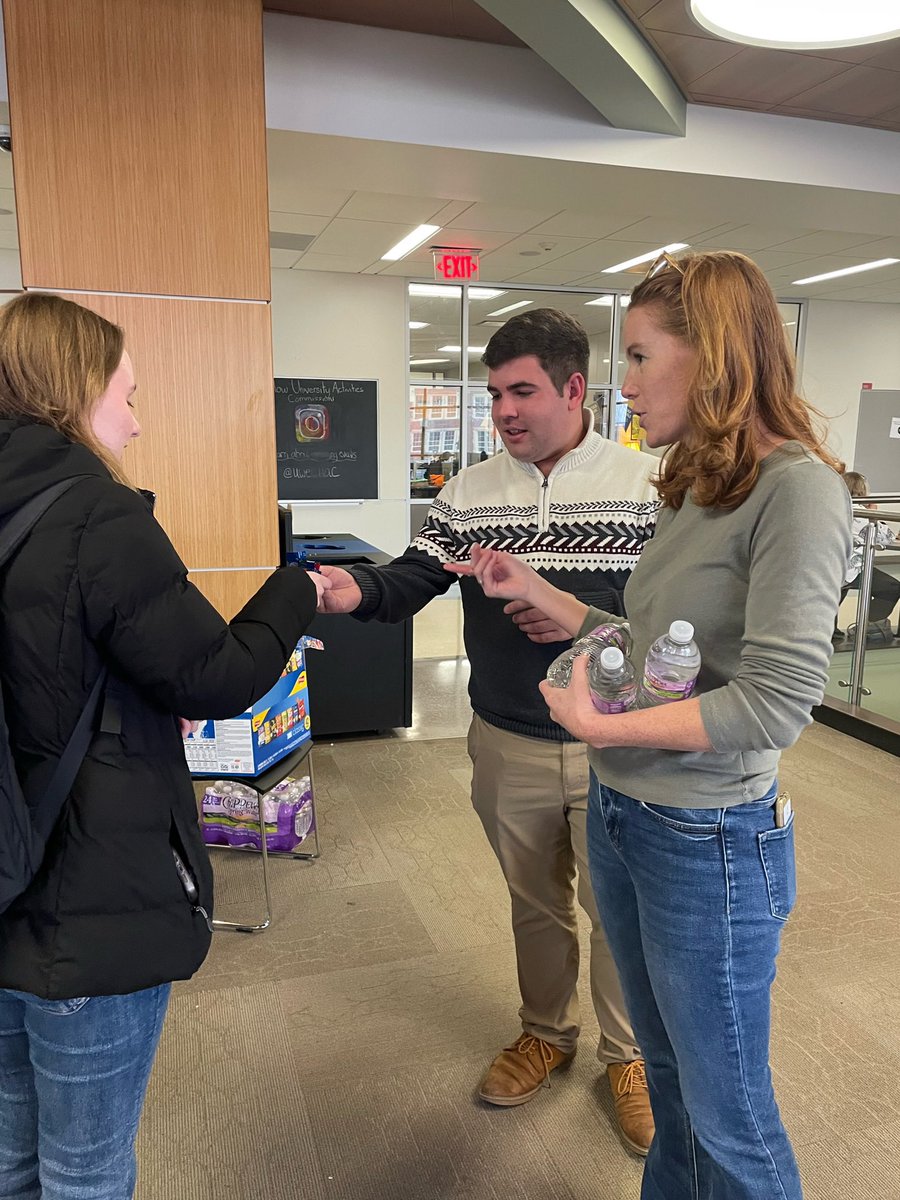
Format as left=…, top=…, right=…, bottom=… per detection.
left=669, top=620, right=694, bottom=644
left=600, top=646, right=624, bottom=670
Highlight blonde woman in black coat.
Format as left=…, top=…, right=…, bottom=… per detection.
left=0, top=293, right=326, bottom=1200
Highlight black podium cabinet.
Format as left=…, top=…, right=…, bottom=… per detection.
left=284, top=529, right=413, bottom=737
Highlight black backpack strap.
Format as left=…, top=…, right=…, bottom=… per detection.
left=0, top=477, right=88, bottom=568
left=2, top=475, right=107, bottom=841
left=31, top=667, right=108, bottom=842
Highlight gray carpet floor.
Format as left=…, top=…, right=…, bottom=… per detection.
left=136, top=704, right=900, bottom=1199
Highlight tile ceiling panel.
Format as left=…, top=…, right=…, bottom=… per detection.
left=339, top=192, right=448, bottom=223
left=648, top=30, right=741, bottom=85
left=528, top=210, right=649, bottom=238
left=785, top=66, right=900, bottom=119
left=269, top=211, right=330, bottom=236
left=310, top=217, right=415, bottom=257
left=265, top=181, right=353, bottom=216
left=691, top=225, right=813, bottom=251
left=768, top=231, right=886, bottom=255
left=689, top=47, right=850, bottom=106
left=270, top=248, right=302, bottom=269
left=620, top=0, right=659, bottom=17
left=641, top=0, right=708, bottom=37
left=604, top=215, right=736, bottom=242
left=291, top=252, right=374, bottom=273
left=617, top=1, right=900, bottom=133
left=444, top=203, right=564, bottom=233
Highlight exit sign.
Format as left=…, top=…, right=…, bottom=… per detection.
left=433, top=249, right=480, bottom=281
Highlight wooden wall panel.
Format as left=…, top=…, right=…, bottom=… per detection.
left=60, top=292, right=278, bottom=571
left=3, top=0, right=270, bottom=300
left=190, top=569, right=274, bottom=620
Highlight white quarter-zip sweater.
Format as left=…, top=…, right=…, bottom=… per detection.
left=350, top=415, right=660, bottom=740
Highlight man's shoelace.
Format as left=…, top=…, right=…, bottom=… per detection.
left=510, top=1034, right=556, bottom=1086
left=614, top=1058, right=648, bottom=1098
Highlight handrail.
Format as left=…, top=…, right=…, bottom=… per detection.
left=852, top=507, right=900, bottom=524
left=846, top=521, right=878, bottom=704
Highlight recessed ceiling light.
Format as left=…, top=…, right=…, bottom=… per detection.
left=438, top=345, right=488, bottom=354
left=585, top=296, right=614, bottom=307
left=602, top=243, right=690, bottom=274
left=409, top=321, right=429, bottom=330
left=791, top=258, right=900, bottom=285
left=408, top=284, right=505, bottom=299
left=487, top=300, right=532, bottom=317
left=381, top=224, right=442, bottom=262
left=690, top=0, right=900, bottom=48
left=410, top=358, right=450, bottom=365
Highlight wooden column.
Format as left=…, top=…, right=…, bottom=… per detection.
left=3, top=0, right=276, bottom=617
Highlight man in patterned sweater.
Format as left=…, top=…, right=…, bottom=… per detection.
left=317, top=309, right=659, bottom=1155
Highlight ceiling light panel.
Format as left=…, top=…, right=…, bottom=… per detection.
left=381, top=224, right=442, bottom=262
left=792, top=258, right=900, bottom=285
left=602, top=243, right=690, bottom=274
left=487, top=301, right=533, bottom=317
left=690, top=0, right=900, bottom=48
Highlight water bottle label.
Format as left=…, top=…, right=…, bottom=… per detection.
left=641, top=668, right=696, bottom=703
left=590, top=691, right=631, bottom=714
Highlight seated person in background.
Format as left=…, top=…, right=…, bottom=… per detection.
left=839, top=470, right=899, bottom=640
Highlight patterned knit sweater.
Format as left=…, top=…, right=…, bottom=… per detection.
left=351, top=416, right=660, bottom=740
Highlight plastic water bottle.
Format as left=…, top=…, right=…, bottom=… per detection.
left=638, top=620, right=701, bottom=708
left=545, top=623, right=632, bottom=688
left=589, top=646, right=637, bottom=714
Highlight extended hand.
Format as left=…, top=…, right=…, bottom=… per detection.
left=444, top=543, right=538, bottom=603
left=178, top=718, right=201, bottom=738
left=315, top=564, right=363, bottom=613
left=504, top=598, right=571, bottom=643
left=309, top=571, right=332, bottom=605
left=538, top=654, right=602, bottom=742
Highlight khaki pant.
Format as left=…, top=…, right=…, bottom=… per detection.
left=468, top=714, right=639, bottom=1064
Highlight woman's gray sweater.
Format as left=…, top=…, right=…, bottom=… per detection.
left=579, top=442, right=852, bottom=807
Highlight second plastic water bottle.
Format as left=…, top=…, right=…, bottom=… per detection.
left=589, top=646, right=637, bottom=713
left=545, top=623, right=633, bottom=688
left=638, top=620, right=701, bottom=708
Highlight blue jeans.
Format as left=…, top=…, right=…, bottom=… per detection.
left=0, top=984, right=170, bottom=1200
left=588, top=775, right=801, bottom=1200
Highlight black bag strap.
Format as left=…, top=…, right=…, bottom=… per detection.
left=0, top=477, right=88, bottom=569
left=31, top=666, right=108, bottom=842
left=1, top=475, right=108, bottom=838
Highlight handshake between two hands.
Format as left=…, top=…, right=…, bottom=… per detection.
left=308, top=546, right=569, bottom=642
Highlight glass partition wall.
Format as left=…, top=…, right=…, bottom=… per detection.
left=408, top=282, right=621, bottom=520
left=409, top=282, right=808, bottom=533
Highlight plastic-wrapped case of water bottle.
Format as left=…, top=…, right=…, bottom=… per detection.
left=546, top=621, right=701, bottom=714
left=200, top=775, right=314, bottom=853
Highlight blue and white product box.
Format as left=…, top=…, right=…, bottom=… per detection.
left=184, top=638, right=321, bottom=776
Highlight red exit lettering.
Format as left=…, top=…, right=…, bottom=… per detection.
left=433, top=251, right=480, bottom=281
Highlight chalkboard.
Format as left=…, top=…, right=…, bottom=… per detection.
left=274, top=378, right=378, bottom=501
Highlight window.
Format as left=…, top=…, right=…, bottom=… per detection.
left=408, top=283, right=621, bottom=497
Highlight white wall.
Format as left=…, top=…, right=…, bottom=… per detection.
left=801, top=300, right=900, bottom=466
left=0, top=248, right=20, bottom=289
left=270, top=268, right=409, bottom=557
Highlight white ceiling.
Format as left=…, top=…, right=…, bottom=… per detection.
left=267, top=130, right=900, bottom=305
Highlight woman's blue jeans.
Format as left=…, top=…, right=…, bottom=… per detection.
left=0, top=984, right=170, bottom=1199
left=588, top=774, right=802, bottom=1200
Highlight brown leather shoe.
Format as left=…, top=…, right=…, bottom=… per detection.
left=478, top=1033, right=575, bottom=1107
left=607, top=1059, right=654, bottom=1156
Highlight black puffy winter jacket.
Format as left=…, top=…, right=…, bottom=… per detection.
left=0, top=419, right=316, bottom=999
